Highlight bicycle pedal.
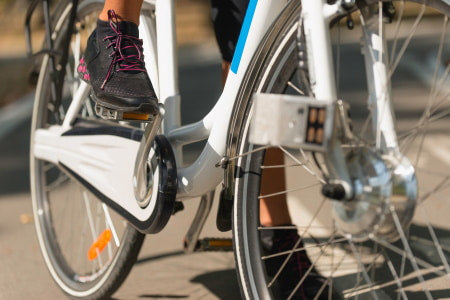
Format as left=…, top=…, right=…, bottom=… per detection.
left=195, top=238, right=233, bottom=252
left=250, top=93, right=335, bottom=152
left=95, top=104, right=155, bottom=122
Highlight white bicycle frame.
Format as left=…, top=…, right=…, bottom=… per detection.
left=32, top=0, right=398, bottom=224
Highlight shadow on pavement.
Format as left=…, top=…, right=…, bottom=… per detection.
left=190, top=269, right=242, bottom=299
left=405, top=289, right=450, bottom=299
left=331, top=223, right=450, bottom=298
left=135, top=250, right=185, bottom=265
left=139, top=294, right=189, bottom=299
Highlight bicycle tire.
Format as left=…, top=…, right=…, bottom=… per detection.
left=232, top=1, right=450, bottom=299
left=30, top=1, right=145, bottom=298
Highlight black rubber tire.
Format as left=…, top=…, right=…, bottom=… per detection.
left=232, top=1, right=450, bottom=299
left=30, top=1, right=145, bottom=299
left=232, top=2, right=301, bottom=299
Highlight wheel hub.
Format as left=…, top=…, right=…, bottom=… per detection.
left=333, top=149, right=417, bottom=242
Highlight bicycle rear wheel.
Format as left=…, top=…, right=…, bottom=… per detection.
left=233, top=1, right=450, bottom=299
left=30, top=1, right=144, bottom=298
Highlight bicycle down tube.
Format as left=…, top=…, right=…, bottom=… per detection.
left=168, top=0, right=354, bottom=198
left=151, top=0, right=290, bottom=198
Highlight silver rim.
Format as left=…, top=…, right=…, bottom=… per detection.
left=30, top=0, right=140, bottom=296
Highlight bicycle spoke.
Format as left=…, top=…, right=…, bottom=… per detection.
left=397, top=229, right=409, bottom=300
left=418, top=176, right=450, bottom=204
left=343, top=250, right=384, bottom=297
left=389, top=0, right=405, bottom=66
left=82, top=191, right=104, bottom=269
left=407, top=17, right=449, bottom=166
left=420, top=205, right=450, bottom=275
left=287, top=81, right=305, bottom=95
left=287, top=234, right=337, bottom=300
left=383, top=248, right=409, bottom=300
left=102, top=203, right=120, bottom=247
left=426, top=16, right=448, bottom=114
left=262, top=237, right=347, bottom=261
left=373, top=236, right=447, bottom=275
left=225, top=145, right=269, bottom=164
left=267, top=233, right=306, bottom=289
left=346, top=237, right=380, bottom=300
left=389, top=4, right=426, bottom=77
left=261, top=163, right=305, bottom=169
left=262, top=198, right=332, bottom=264
left=258, top=183, right=320, bottom=199
left=398, top=107, right=450, bottom=144
left=374, top=208, right=438, bottom=299
left=279, top=146, right=326, bottom=184
left=359, top=108, right=373, bottom=141
left=325, top=250, right=349, bottom=299
left=75, top=211, right=88, bottom=274
left=258, top=225, right=329, bottom=230
left=234, top=1, right=450, bottom=298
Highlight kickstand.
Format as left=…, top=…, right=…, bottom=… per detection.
left=183, top=191, right=214, bottom=253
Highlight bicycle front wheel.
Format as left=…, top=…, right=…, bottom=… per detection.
left=233, top=1, right=450, bottom=299
left=30, top=1, right=145, bottom=298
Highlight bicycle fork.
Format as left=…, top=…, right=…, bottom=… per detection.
left=251, top=0, right=410, bottom=199
left=251, top=0, right=418, bottom=241
left=251, top=0, right=355, bottom=199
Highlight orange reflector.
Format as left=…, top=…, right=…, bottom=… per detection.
left=123, top=112, right=150, bottom=120
left=87, top=229, right=112, bottom=261
left=208, top=240, right=233, bottom=247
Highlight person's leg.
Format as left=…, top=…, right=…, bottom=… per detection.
left=221, top=61, right=231, bottom=86
left=259, top=148, right=292, bottom=226
left=99, top=0, right=143, bottom=25
left=212, top=2, right=336, bottom=298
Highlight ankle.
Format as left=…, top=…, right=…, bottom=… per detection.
left=99, top=9, right=140, bottom=25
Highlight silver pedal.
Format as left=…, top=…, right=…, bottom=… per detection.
left=94, top=103, right=156, bottom=122
left=249, top=93, right=335, bottom=152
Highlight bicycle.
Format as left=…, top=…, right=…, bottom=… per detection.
left=25, top=0, right=450, bottom=298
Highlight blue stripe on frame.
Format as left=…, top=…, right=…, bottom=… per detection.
left=230, top=0, right=258, bottom=74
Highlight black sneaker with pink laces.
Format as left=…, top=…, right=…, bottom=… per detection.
left=78, top=10, right=159, bottom=117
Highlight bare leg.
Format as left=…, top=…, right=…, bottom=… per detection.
left=221, top=61, right=231, bottom=86
left=221, top=62, right=291, bottom=227
left=99, top=0, right=143, bottom=24
left=259, top=148, right=292, bottom=226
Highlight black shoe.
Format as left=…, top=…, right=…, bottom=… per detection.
left=261, top=228, right=339, bottom=299
left=78, top=10, right=158, bottom=116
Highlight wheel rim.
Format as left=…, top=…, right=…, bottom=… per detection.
left=30, top=1, right=139, bottom=295
left=235, top=1, right=450, bottom=299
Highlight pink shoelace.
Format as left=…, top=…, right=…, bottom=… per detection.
left=101, top=10, right=146, bottom=89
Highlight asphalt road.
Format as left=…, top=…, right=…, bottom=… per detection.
left=1, top=33, right=450, bottom=299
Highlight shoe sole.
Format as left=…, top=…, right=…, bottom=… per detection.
left=77, top=57, right=159, bottom=118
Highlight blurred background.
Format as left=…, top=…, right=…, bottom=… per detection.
left=1, top=1, right=449, bottom=299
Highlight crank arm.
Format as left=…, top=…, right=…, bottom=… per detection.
left=133, top=104, right=164, bottom=205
